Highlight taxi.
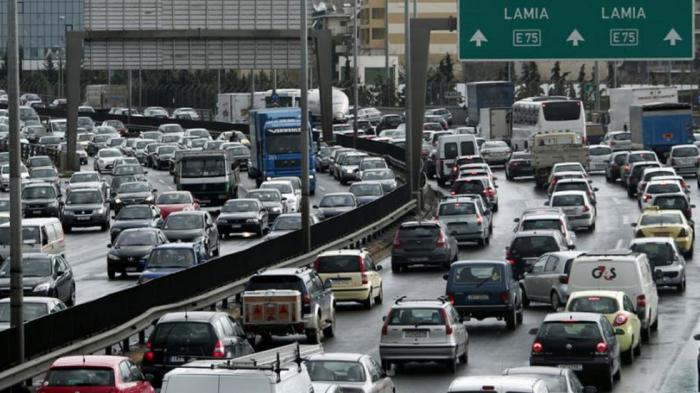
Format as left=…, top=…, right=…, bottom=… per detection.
left=565, top=290, right=642, bottom=364
left=632, top=207, right=694, bottom=257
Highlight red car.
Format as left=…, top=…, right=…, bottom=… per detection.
left=38, top=355, right=154, bottom=393
left=155, top=191, right=199, bottom=219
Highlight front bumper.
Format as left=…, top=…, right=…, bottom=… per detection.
left=23, top=205, right=61, bottom=217
left=108, top=256, right=147, bottom=273
left=63, top=213, right=109, bottom=227
left=380, top=343, right=458, bottom=361
left=217, top=221, right=261, bottom=234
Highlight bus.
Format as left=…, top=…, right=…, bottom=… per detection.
left=510, top=97, right=586, bottom=151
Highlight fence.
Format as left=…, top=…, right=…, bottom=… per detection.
left=0, top=141, right=62, bottom=168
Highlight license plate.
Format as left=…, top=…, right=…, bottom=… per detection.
left=31, top=209, right=42, bottom=213
left=232, top=224, right=242, bottom=228
left=169, top=356, right=187, bottom=363
left=200, top=199, right=211, bottom=204
left=559, top=364, right=583, bottom=371
left=404, top=330, right=428, bottom=338
left=126, top=267, right=138, bottom=272
left=468, top=294, right=489, bottom=301
left=410, top=257, right=428, bottom=262
left=76, top=216, right=90, bottom=221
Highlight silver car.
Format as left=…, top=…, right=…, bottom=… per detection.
left=379, top=297, right=468, bottom=373
left=635, top=167, right=678, bottom=197
left=514, top=207, right=576, bottom=250
left=601, top=130, right=632, bottom=151
left=667, top=144, right=699, bottom=176
left=639, top=179, right=686, bottom=210
left=306, top=353, right=395, bottom=393
left=630, top=237, right=686, bottom=292
left=588, top=145, right=612, bottom=173
left=503, top=366, right=596, bottom=393
left=520, top=251, right=584, bottom=310
left=437, top=196, right=492, bottom=246
left=479, top=140, right=512, bottom=165
left=547, top=191, right=596, bottom=231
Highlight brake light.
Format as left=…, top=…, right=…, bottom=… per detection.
left=499, top=291, right=509, bottom=304
left=436, top=231, right=447, bottom=248
left=313, top=258, right=320, bottom=271
left=671, top=158, right=677, bottom=165
left=558, top=275, right=569, bottom=284
left=679, top=229, right=689, bottom=237
left=212, top=339, right=226, bottom=358
left=303, top=293, right=311, bottom=305
left=483, top=187, right=496, bottom=197
left=439, top=308, right=453, bottom=335
left=595, top=342, right=608, bottom=354
left=613, top=313, right=628, bottom=327
left=636, top=294, right=646, bottom=309
left=582, top=205, right=589, bottom=213
left=144, top=341, right=155, bottom=363
left=393, top=231, right=401, bottom=249
left=359, top=256, right=368, bottom=284
left=551, top=177, right=558, bottom=186
left=532, top=341, right=543, bottom=353
left=506, top=248, right=515, bottom=265
left=446, top=293, right=455, bottom=304
left=452, top=165, right=458, bottom=173
left=476, top=214, right=483, bottom=226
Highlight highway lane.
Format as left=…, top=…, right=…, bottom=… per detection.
left=320, top=168, right=700, bottom=393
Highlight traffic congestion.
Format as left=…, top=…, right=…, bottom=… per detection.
left=3, top=87, right=700, bottom=393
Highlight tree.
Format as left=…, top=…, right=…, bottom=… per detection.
left=515, top=62, right=532, bottom=100
left=523, top=62, right=543, bottom=97
left=577, top=64, right=588, bottom=106
left=549, top=61, right=569, bottom=96
left=606, top=62, right=617, bottom=89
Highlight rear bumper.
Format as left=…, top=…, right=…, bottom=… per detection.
left=380, top=344, right=458, bottom=360
left=451, top=231, right=486, bottom=244
left=217, top=222, right=261, bottom=234
left=507, top=167, right=533, bottom=177
left=673, top=165, right=697, bottom=175
left=454, top=304, right=511, bottom=320
left=391, top=250, right=451, bottom=266
left=331, top=286, right=371, bottom=302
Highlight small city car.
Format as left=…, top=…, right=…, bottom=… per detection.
left=314, top=249, right=383, bottom=309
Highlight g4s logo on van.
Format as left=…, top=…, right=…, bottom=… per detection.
left=591, top=266, right=617, bottom=281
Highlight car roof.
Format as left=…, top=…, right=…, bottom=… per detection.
left=400, top=220, right=441, bottom=228
left=451, top=260, right=507, bottom=267
left=158, top=311, right=223, bottom=323
left=631, top=161, right=659, bottom=167
left=306, top=353, right=365, bottom=362
left=551, top=190, right=588, bottom=197
left=153, top=242, right=198, bottom=250
left=513, top=230, right=562, bottom=238
left=555, top=178, right=588, bottom=184
left=630, top=237, right=677, bottom=245
left=543, top=312, right=602, bottom=323
left=51, top=355, right=126, bottom=368
left=545, top=251, right=584, bottom=258
left=0, top=296, right=59, bottom=304
left=318, top=249, right=367, bottom=257
left=258, top=267, right=309, bottom=277
left=167, top=210, right=206, bottom=217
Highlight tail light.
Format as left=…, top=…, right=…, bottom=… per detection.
left=532, top=341, right=543, bottom=354
left=392, top=231, right=401, bottom=249
left=450, top=191, right=456, bottom=196
left=636, top=230, right=645, bottom=237
left=452, top=165, right=458, bottom=173
left=613, top=313, right=628, bottom=327
left=643, top=194, right=652, bottom=202
left=506, top=249, right=516, bottom=265
left=446, top=293, right=455, bottom=304
left=550, top=178, right=558, bottom=187
left=595, top=342, right=609, bottom=354
left=143, top=341, right=155, bottom=363
left=624, top=164, right=631, bottom=173
left=476, top=214, right=483, bottom=226
left=313, top=258, right=320, bottom=271
left=636, top=294, right=646, bottom=309
left=499, top=291, right=509, bottom=304
left=439, top=308, right=453, bottom=335
left=436, top=231, right=447, bottom=248
left=212, top=339, right=226, bottom=358
left=679, top=229, right=689, bottom=237
left=671, top=158, right=677, bottom=165
left=483, top=187, right=496, bottom=197
left=359, top=256, right=368, bottom=284
left=582, top=205, right=589, bottom=213
left=558, top=275, right=569, bottom=284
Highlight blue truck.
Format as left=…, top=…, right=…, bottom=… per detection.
left=247, top=108, right=316, bottom=193
left=630, top=102, right=694, bottom=158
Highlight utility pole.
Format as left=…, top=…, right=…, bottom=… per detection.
left=384, top=0, right=389, bottom=106
left=300, top=0, right=311, bottom=253
left=404, top=0, right=413, bottom=193
left=352, top=0, right=359, bottom=148
left=7, top=0, right=25, bottom=372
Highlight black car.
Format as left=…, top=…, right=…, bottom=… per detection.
left=375, top=114, right=403, bottom=133
left=391, top=221, right=458, bottom=273
left=505, top=151, right=533, bottom=180
left=0, top=253, right=75, bottom=306
left=21, top=183, right=63, bottom=218
left=530, top=312, right=623, bottom=391
left=62, top=188, right=111, bottom=232
left=506, top=230, right=570, bottom=279
left=217, top=198, right=269, bottom=237
left=226, top=144, right=251, bottom=171
left=107, top=227, right=168, bottom=279
left=110, top=204, right=162, bottom=242
left=113, top=181, right=156, bottom=213
left=246, top=189, right=286, bottom=222
left=141, top=311, right=254, bottom=386
left=26, top=155, right=54, bottom=170
left=626, top=161, right=661, bottom=197
left=315, top=146, right=340, bottom=173
left=161, top=211, right=220, bottom=257
left=605, top=151, right=629, bottom=183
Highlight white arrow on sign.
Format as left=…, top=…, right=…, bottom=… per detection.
left=566, top=29, right=584, bottom=46
left=470, top=30, right=488, bottom=47
left=664, top=28, right=682, bottom=46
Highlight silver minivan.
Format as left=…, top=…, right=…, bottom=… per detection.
left=667, top=144, right=699, bottom=176
left=520, top=251, right=584, bottom=310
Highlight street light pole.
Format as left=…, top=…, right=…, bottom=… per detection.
left=300, top=0, right=311, bottom=253
left=404, top=0, right=412, bottom=193
left=352, top=0, right=359, bottom=148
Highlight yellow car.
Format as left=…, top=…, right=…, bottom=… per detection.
left=566, top=290, right=642, bottom=364
left=632, top=207, right=694, bottom=257
left=314, top=249, right=383, bottom=309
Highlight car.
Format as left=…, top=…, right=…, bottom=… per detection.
left=274, top=176, right=303, bottom=199
left=335, top=152, right=368, bottom=184
left=0, top=253, right=75, bottom=306
left=94, top=125, right=118, bottom=136
left=314, top=249, right=383, bottom=309
left=448, top=155, right=486, bottom=182
left=358, top=157, right=388, bottom=177
left=503, top=366, right=597, bottom=393
left=38, top=355, right=154, bottom=393
left=505, top=151, right=534, bottom=180
left=157, top=123, right=185, bottom=136
left=305, top=353, right=394, bottom=393
left=155, top=191, right=199, bottom=219
left=548, top=162, right=588, bottom=184
left=110, top=204, right=163, bottom=243
left=635, top=167, right=678, bottom=198
left=359, top=169, right=397, bottom=193
left=38, top=135, right=62, bottom=150
left=604, top=151, right=629, bottom=183
left=437, top=195, right=492, bottom=246
left=0, top=163, right=28, bottom=191
left=141, top=311, right=253, bottom=386
left=456, top=163, right=496, bottom=182
left=506, top=230, right=570, bottom=279
left=224, top=144, right=251, bottom=171
left=550, top=178, right=598, bottom=204
left=143, top=106, right=169, bottom=118
left=632, top=208, right=694, bottom=257
left=315, top=146, right=340, bottom=173
left=62, top=188, right=111, bottom=232
left=601, top=130, right=632, bottom=151
left=327, top=148, right=355, bottom=177
left=138, top=242, right=208, bottom=283
left=184, top=128, right=212, bottom=140
left=448, top=376, right=550, bottom=393
left=626, top=161, right=662, bottom=197
left=451, top=176, right=499, bottom=211
left=376, top=114, right=403, bottom=133
left=390, top=220, right=458, bottom=273
left=546, top=191, right=597, bottom=231
left=379, top=297, right=468, bottom=373
left=588, top=145, right=612, bottom=173
left=639, top=179, right=686, bottom=210
left=172, top=107, right=201, bottom=120
left=184, top=137, right=209, bottom=151
left=480, top=140, right=512, bottom=165
left=520, top=251, right=585, bottom=310
left=21, top=183, right=63, bottom=218
left=94, top=148, right=124, bottom=174
left=86, top=134, right=112, bottom=156
left=314, top=193, right=357, bottom=220
left=426, top=107, right=453, bottom=124
left=629, top=237, right=686, bottom=292
left=216, top=198, right=269, bottom=237
left=161, top=211, right=220, bottom=257
left=514, top=207, right=577, bottom=250
left=26, top=155, right=54, bottom=170
left=665, top=144, right=699, bottom=176
left=546, top=172, right=589, bottom=196
left=651, top=192, right=695, bottom=222
left=620, top=150, right=658, bottom=187
left=112, top=158, right=142, bottom=174
left=153, top=145, right=178, bottom=170
left=66, top=171, right=109, bottom=198
left=107, top=227, right=169, bottom=279
left=113, top=182, right=156, bottom=213
left=529, top=312, right=622, bottom=391
left=0, top=297, right=66, bottom=331
left=20, top=93, right=43, bottom=108
left=266, top=213, right=320, bottom=240
left=261, top=180, right=298, bottom=213
left=246, top=189, right=286, bottom=222
left=349, top=182, right=384, bottom=205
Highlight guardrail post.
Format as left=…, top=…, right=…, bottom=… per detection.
left=105, top=346, right=112, bottom=355
left=209, top=304, right=216, bottom=311
left=138, top=330, right=146, bottom=344
left=222, top=298, right=228, bottom=308
left=122, top=338, right=130, bottom=352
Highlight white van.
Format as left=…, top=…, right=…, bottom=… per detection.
left=436, top=134, right=479, bottom=187
left=568, top=251, right=659, bottom=341
left=0, top=218, right=65, bottom=259
left=161, top=344, right=319, bottom=393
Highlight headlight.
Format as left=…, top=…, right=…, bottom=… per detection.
left=95, top=207, right=105, bottom=215
left=108, top=254, right=120, bottom=260
left=246, top=218, right=258, bottom=223
left=345, top=168, right=354, bottom=173
left=114, top=198, right=122, bottom=204
left=33, top=282, right=50, bottom=293
left=64, top=210, right=74, bottom=215
left=49, top=200, right=58, bottom=206
left=98, top=159, right=104, bottom=164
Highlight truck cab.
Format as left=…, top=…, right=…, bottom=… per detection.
left=172, top=150, right=240, bottom=206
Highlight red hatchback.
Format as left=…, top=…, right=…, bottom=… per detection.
left=155, top=191, right=199, bottom=219
left=38, top=355, right=154, bottom=393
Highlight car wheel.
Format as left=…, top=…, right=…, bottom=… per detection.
left=381, top=359, right=391, bottom=372
left=213, top=243, right=220, bottom=257
left=550, top=292, right=560, bottom=311
left=391, top=262, right=401, bottom=273
left=622, top=342, right=634, bottom=364
left=505, top=308, right=517, bottom=331
left=614, top=365, right=622, bottom=381
left=484, top=235, right=490, bottom=245
left=589, top=223, right=596, bottom=232
left=447, top=357, right=457, bottom=374
left=374, top=285, right=383, bottom=304
left=66, top=285, right=76, bottom=307
left=492, top=204, right=499, bottom=212
left=477, top=238, right=485, bottom=247
left=100, top=223, right=109, bottom=232
left=651, top=315, right=659, bottom=331
left=678, top=278, right=687, bottom=293
left=627, top=187, right=635, bottom=198
left=521, top=287, right=530, bottom=307
left=458, top=349, right=468, bottom=365
left=606, top=172, right=613, bottom=183
left=437, top=177, right=446, bottom=187
left=599, top=368, right=614, bottom=392
left=633, top=337, right=642, bottom=356
left=107, top=268, right=116, bottom=280
left=63, top=225, right=72, bottom=233
left=362, top=290, right=373, bottom=310
left=516, top=307, right=523, bottom=325
left=641, top=323, right=651, bottom=342
left=306, top=316, right=322, bottom=344
left=322, top=311, right=336, bottom=338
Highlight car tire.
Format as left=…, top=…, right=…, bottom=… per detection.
left=477, top=238, right=485, bottom=247
left=391, top=262, right=401, bottom=273
left=521, top=287, right=530, bottom=307
left=381, top=359, right=391, bottom=372
left=323, top=312, right=336, bottom=338
left=641, top=323, right=651, bottom=342
left=306, top=316, right=322, bottom=344
left=362, top=291, right=373, bottom=310
left=651, top=315, right=659, bottom=332
left=437, top=177, right=446, bottom=188
left=66, top=285, right=76, bottom=307
left=614, top=365, right=621, bottom=381
left=589, top=223, right=596, bottom=232
left=374, top=285, right=383, bottom=305
left=627, top=187, right=635, bottom=198
left=677, top=278, right=687, bottom=293
left=447, top=357, right=457, bottom=374
left=505, top=308, right=517, bottom=331
left=550, top=292, right=560, bottom=312
left=100, top=223, right=109, bottom=232
left=459, top=350, right=468, bottom=365
left=492, top=204, right=499, bottom=213
left=63, top=225, right=72, bottom=233
left=606, top=172, right=613, bottom=183
left=516, top=307, right=523, bottom=325
left=633, top=338, right=642, bottom=356
left=107, top=268, right=116, bottom=280
left=213, top=244, right=220, bottom=257
left=599, top=368, right=614, bottom=392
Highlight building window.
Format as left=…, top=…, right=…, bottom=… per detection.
left=372, top=8, right=385, bottom=20
left=372, top=28, right=385, bottom=40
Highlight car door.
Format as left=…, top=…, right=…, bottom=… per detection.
left=601, top=318, right=621, bottom=371
left=58, top=256, right=73, bottom=301
left=540, top=255, right=562, bottom=299
left=50, top=257, right=67, bottom=301
left=226, top=315, right=254, bottom=356
left=449, top=306, right=468, bottom=356
left=364, top=255, right=380, bottom=296
left=310, top=273, right=332, bottom=322
left=525, top=256, right=548, bottom=301
left=622, top=294, right=641, bottom=344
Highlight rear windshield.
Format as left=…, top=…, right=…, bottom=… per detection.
left=387, top=308, right=444, bottom=326
left=646, top=183, right=681, bottom=194
left=612, top=132, right=631, bottom=141
left=451, top=264, right=503, bottom=285
left=614, top=154, right=628, bottom=165
left=673, top=147, right=698, bottom=157
left=555, top=183, right=587, bottom=193
left=644, top=171, right=674, bottom=181
left=453, top=180, right=484, bottom=194
left=439, top=202, right=476, bottom=216
left=148, top=249, right=195, bottom=268
left=444, top=142, right=458, bottom=159
left=554, top=164, right=582, bottom=173
left=151, top=322, right=215, bottom=346
left=633, top=164, right=659, bottom=175
left=589, top=146, right=612, bottom=156
left=568, top=296, right=619, bottom=314
left=629, top=153, right=656, bottom=163
left=399, top=226, right=439, bottom=238
left=640, top=214, right=683, bottom=226
left=653, top=196, right=688, bottom=211
left=510, top=236, right=559, bottom=257
left=538, top=321, right=602, bottom=341
left=246, top=275, right=305, bottom=292
left=542, top=101, right=581, bottom=121
left=316, top=255, right=361, bottom=273
left=46, top=368, right=115, bottom=387
left=552, top=194, right=584, bottom=206
left=521, top=219, right=561, bottom=232
left=630, top=242, right=675, bottom=267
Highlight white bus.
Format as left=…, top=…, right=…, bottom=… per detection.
left=510, top=97, right=586, bottom=151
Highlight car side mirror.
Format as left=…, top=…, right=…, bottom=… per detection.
left=493, top=176, right=498, bottom=180
left=543, top=201, right=549, bottom=206
left=281, top=197, right=287, bottom=201
left=614, top=328, right=625, bottom=335
left=593, top=187, right=599, bottom=192
left=693, top=333, right=700, bottom=341
left=513, top=218, right=520, bottom=223
left=323, top=279, right=333, bottom=289
left=382, top=315, right=387, bottom=322
left=443, top=274, right=449, bottom=281
left=143, top=171, right=149, bottom=174
left=692, top=204, right=696, bottom=208
left=630, top=223, right=637, bottom=227
left=528, top=328, right=539, bottom=335
left=568, top=244, right=576, bottom=250
left=152, top=189, right=158, bottom=193
left=107, top=243, right=112, bottom=248
left=312, top=205, right=318, bottom=209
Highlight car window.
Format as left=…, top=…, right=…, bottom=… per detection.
left=46, top=368, right=115, bottom=387
left=444, top=142, right=458, bottom=159
left=544, top=256, right=559, bottom=272
left=452, top=265, right=503, bottom=285
left=568, top=296, right=619, bottom=313
left=623, top=295, right=636, bottom=312
left=532, top=257, right=547, bottom=273
left=119, top=361, right=134, bottom=382
left=388, top=308, right=444, bottom=325
left=438, top=202, right=476, bottom=216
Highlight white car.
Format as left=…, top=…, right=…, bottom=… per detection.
left=0, top=163, right=29, bottom=191
left=546, top=190, right=596, bottom=231
left=639, top=179, right=686, bottom=210
left=93, top=148, right=124, bottom=174
left=448, top=376, right=549, bottom=393
left=588, top=145, right=612, bottom=173
left=261, top=180, right=299, bottom=212
left=305, top=353, right=395, bottom=393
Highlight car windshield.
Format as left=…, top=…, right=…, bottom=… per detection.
left=320, top=195, right=354, bottom=207
left=273, top=216, right=301, bottom=231
left=181, top=158, right=225, bottom=177
left=164, top=214, right=203, bottom=230
left=344, top=155, right=365, bottom=165
left=67, top=191, right=101, bottom=205
left=438, top=202, right=476, bottom=215
left=99, top=150, right=121, bottom=158
left=640, top=214, right=683, bottom=226
left=222, top=200, right=257, bottom=213
left=568, top=296, right=619, bottom=314
left=45, top=368, right=114, bottom=387
left=30, top=167, right=57, bottom=178
left=161, top=125, right=183, bottom=133
left=78, top=134, right=92, bottom=142
left=644, top=171, right=674, bottom=181
left=653, top=196, right=688, bottom=211
left=452, top=265, right=503, bottom=285
left=119, top=182, right=149, bottom=193
left=552, top=194, right=584, bottom=207
left=109, top=139, right=124, bottom=146
left=94, top=135, right=111, bottom=143
left=117, top=206, right=152, bottom=220
left=361, top=160, right=386, bottom=169
left=148, top=249, right=195, bottom=268
left=387, top=308, right=445, bottom=326
left=646, top=183, right=681, bottom=194
left=631, top=242, right=676, bottom=267
left=673, top=147, right=698, bottom=157
left=157, top=146, right=176, bottom=155
left=590, top=146, right=612, bottom=156
left=114, top=166, right=143, bottom=176
left=350, top=184, right=383, bottom=197
left=362, top=170, right=393, bottom=180
left=23, top=186, right=55, bottom=199
left=191, top=139, right=207, bottom=148
left=117, top=231, right=157, bottom=246
left=521, top=219, right=561, bottom=231
left=262, top=183, right=293, bottom=194
left=157, top=193, right=191, bottom=204
left=29, top=157, right=52, bottom=167
left=229, top=146, right=250, bottom=156
left=316, top=255, right=362, bottom=273
left=0, top=302, right=48, bottom=323
left=510, top=236, right=559, bottom=258
left=538, top=321, right=602, bottom=341
left=0, top=256, right=50, bottom=277
left=483, top=141, right=508, bottom=149
left=306, top=361, right=366, bottom=383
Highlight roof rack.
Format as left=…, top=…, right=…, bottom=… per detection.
left=394, top=296, right=449, bottom=305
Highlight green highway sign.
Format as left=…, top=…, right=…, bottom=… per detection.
left=458, top=0, right=693, bottom=61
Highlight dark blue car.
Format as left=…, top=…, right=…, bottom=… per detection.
left=137, top=242, right=208, bottom=284
left=444, top=260, right=523, bottom=330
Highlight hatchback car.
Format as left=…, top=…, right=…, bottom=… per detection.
left=94, top=148, right=124, bottom=174
left=113, top=182, right=156, bottom=213
left=635, top=167, right=678, bottom=198
left=0, top=297, right=66, bottom=331
left=632, top=208, right=694, bottom=257
left=107, top=227, right=169, bottom=279
left=547, top=191, right=596, bottom=231
left=550, top=179, right=598, bottom=204
left=521, top=251, right=584, bottom=310
left=246, top=189, right=286, bottom=221
left=629, top=237, right=686, bottom=292
left=480, top=140, right=512, bottom=165
left=639, top=180, right=686, bottom=210
left=314, top=249, right=383, bottom=309
left=588, top=145, right=612, bottom=173
left=358, top=157, right=388, bottom=178
left=217, top=198, right=269, bottom=237
left=666, top=144, right=699, bottom=176
left=505, top=151, right=533, bottom=180
left=349, top=182, right=385, bottom=205
left=437, top=196, right=492, bottom=246
left=359, top=169, right=397, bottom=193
left=335, top=152, right=368, bottom=184
left=155, top=191, right=199, bottom=219
left=506, top=230, right=570, bottom=279
left=651, top=193, right=695, bottom=222
left=451, top=176, right=499, bottom=211
left=391, top=221, right=458, bottom=273
left=549, top=163, right=587, bottom=183
left=602, top=130, right=632, bottom=151
left=62, top=188, right=111, bottom=232
left=138, top=243, right=208, bottom=284
left=448, top=376, right=550, bottom=393
left=0, top=253, right=75, bottom=305
left=39, top=355, right=154, bottom=393
left=315, top=193, right=357, bottom=220
left=26, top=155, right=54, bottom=170
left=514, top=207, right=576, bottom=250
left=21, top=183, right=63, bottom=218
left=261, top=180, right=298, bottom=213
left=110, top=204, right=162, bottom=243
left=265, top=213, right=320, bottom=240
left=305, top=353, right=394, bottom=393
left=604, top=151, right=629, bottom=183
left=27, top=166, right=60, bottom=188
left=379, top=297, right=468, bottom=373
left=161, top=211, right=219, bottom=257
left=503, top=366, right=597, bottom=393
